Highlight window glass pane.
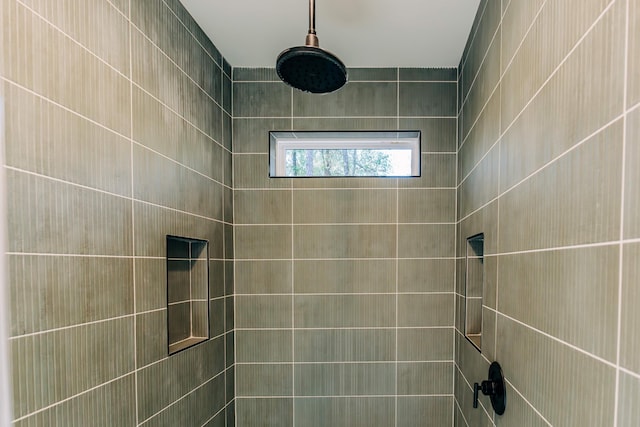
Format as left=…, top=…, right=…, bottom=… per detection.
left=269, top=130, right=421, bottom=178
left=285, top=148, right=412, bottom=177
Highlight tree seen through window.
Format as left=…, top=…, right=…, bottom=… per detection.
left=286, top=148, right=410, bottom=177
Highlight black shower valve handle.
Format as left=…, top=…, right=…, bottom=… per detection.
left=483, top=378, right=502, bottom=395
left=473, top=361, right=507, bottom=415
left=473, top=382, right=480, bottom=408
left=473, top=379, right=501, bottom=408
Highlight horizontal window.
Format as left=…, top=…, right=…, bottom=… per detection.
left=269, top=131, right=421, bottom=178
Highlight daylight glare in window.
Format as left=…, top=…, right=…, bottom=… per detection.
left=269, top=131, right=421, bottom=178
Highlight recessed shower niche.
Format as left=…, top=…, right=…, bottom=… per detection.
left=166, top=235, right=210, bottom=354
left=465, top=233, right=484, bottom=351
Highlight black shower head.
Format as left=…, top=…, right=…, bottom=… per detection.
left=276, top=0, right=347, bottom=94
left=276, top=46, right=347, bottom=94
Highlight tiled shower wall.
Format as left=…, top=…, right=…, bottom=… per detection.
left=232, top=68, right=458, bottom=426
left=1, top=0, right=233, bottom=425
left=0, top=0, right=11, bottom=422
left=455, top=0, right=640, bottom=425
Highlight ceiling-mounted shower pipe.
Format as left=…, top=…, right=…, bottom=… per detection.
left=276, top=0, right=347, bottom=94
left=305, top=0, right=318, bottom=47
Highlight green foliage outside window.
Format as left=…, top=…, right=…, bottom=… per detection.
left=285, top=149, right=393, bottom=177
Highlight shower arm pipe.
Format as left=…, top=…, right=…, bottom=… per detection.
left=305, top=0, right=319, bottom=47
left=309, top=0, right=316, bottom=34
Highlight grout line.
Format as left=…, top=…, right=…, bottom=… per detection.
left=9, top=313, right=136, bottom=340
left=459, top=11, right=502, bottom=109
left=9, top=90, right=225, bottom=181
left=458, top=113, right=625, bottom=220
left=159, top=0, right=223, bottom=69
left=452, top=63, right=460, bottom=427
left=127, top=2, right=140, bottom=422
left=502, top=0, right=512, bottom=17
left=5, top=253, right=161, bottom=259
left=458, top=67, right=464, bottom=156
left=451, top=392, right=455, bottom=427
left=234, top=326, right=455, bottom=331
left=454, top=364, right=497, bottom=426
left=620, top=366, right=640, bottom=381
left=234, top=236, right=640, bottom=262
left=2, top=165, right=131, bottom=199
left=484, top=306, right=619, bottom=370
left=460, top=0, right=489, bottom=71
left=458, top=76, right=501, bottom=150
left=232, top=115, right=458, bottom=120
left=0, top=95, right=10, bottom=427
left=494, top=0, right=503, bottom=364
left=11, top=0, right=227, bottom=157
left=168, top=299, right=210, bottom=306
left=12, top=372, right=137, bottom=423
left=232, top=186, right=458, bottom=191
left=232, top=104, right=238, bottom=427
left=394, top=80, right=400, bottom=425
left=461, top=0, right=615, bottom=154
left=6, top=253, right=224, bottom=261
left=0, top=76, right=129, bottom=142
left=460, top=95, right=622, bottom=191
left=6, top=293, right=228, bottom=343
left=235, top=292, right=455, bottom=297
left=454, top=366, right=484, bottom=426
left=235, top=256, right=459, bottom=261
left=9, top=306, right=173, bottom=341
left=290, top=104, right=296, bottom=426
left=237, top=222, right=456, bottom=226
left=224, top=61, right=236, bottom=427
left=105, top=0, right=126, bottom=18
left=498, top=0, right=616, bottom=138
left=499, top=0, right=549, bottom=81
left=235, top=360, right=454, bottom=366
left=228, top=63, right=235, bottom=427
left=220, top=54, right=229, bottom=427
left=484, top=240, right=627, bottom=257
left=504, top=378, right=553, bottom=426
left=1, top=78, right=231, bottom=187
left=234, top=393, right=455, bottom=399
left=614, top=0, right=631, bottom=424
left=129, top=21, right=226, bottom=114
left=137, top=366, right=229, bottom=425
left=134, top=197, right=226, bottom=225
left=131, top=80, right=229, bottom=153
left=453, top=397, right=470, bottom=427
left=13, top=0, right=130, bottom=79
left=199, top=403, right=226, bottom=427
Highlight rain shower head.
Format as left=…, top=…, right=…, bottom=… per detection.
left=276, top=46, right=347, bottom=94
left=276, top=0, right=347, bottom=94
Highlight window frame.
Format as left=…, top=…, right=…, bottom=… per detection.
left=269, top=130, right=421, bottom=178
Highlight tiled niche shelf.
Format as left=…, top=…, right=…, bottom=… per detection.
left=167, top=235, right=210, bottom=355
left=465, top=233, right=484, bottom=352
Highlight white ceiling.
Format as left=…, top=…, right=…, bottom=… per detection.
left=178, top=0, right=482, bottom=68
